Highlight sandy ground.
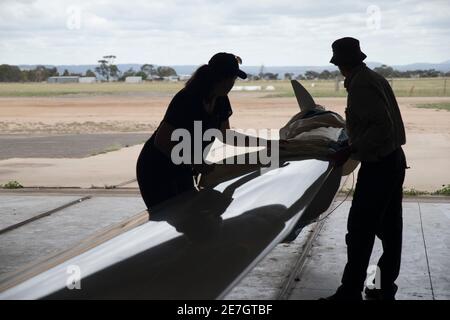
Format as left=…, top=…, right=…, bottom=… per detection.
left=0, top=93, right=449, bottom=191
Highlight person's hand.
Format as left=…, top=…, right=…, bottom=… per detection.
left=328, top=146, right=352, bottom=167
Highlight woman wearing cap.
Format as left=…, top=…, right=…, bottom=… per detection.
left=136, top=52, right=270, bottom=210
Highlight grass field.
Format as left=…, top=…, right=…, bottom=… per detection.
left=0, top=78, right=448, bottom=98
left=0, top=82, right=184, bottom=97
left=259, top=78, right=450, bottom=98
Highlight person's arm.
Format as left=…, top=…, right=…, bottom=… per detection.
left=218, top=119, right=276, bottom=148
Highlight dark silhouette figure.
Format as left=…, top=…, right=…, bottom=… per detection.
left=326, top=37, right=407, bottom=300
left=136, top=53, right=247, bottom=209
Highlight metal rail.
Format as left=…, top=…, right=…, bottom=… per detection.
left=0, top=196, right=91, bottom=236
left=277, top=219, right=325, bottom=300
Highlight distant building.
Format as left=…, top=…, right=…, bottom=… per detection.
left=125, top=76, right=143, bottom=83
left=79, top=77, right=97, bottom=83
left=163, top=76, right=179, bottom=82
left=231, top=86, right=262, bottom=91
left=47, top=76, right=79, bottom=84
left=178, top=74, right=191, bottom=81
left=150, top=76, right=163, bottom=81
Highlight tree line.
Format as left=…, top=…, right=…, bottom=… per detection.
left=0, top=55, right=178, bottom=82
left=250, top=64, right=450, bottom=81
left=372, top=65, right=450, bottom=78
left=290, top=65, right=450, bottom=81
left=93, top=55, right=176, bottom=81
left=0, top=64, right=60, bottom=82
left=0, top=61, right=449, bottom=82
left=0, top=64, right=178, bottom=82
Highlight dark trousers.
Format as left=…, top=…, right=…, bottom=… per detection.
left=137, top=169, right=194, bottom=210
left=136, top=147, right=195, bottom=210
left=341, top=147, right=406, bottom=295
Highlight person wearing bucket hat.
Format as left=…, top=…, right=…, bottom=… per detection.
left=330, top=37, right=367, bottom=66
left=136, top=52, right=274, bottom=210
left=324, top=38, right=407, bottom=300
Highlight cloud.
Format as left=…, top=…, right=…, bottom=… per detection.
left=0, top=0, right=449, bottom=65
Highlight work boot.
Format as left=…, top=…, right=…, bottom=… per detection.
left=364, top=283, right=398, bottom=300
left=364, top=287, right=382, bottom=300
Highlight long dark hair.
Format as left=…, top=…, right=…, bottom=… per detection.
left=184, top=64, right=228, bottom=98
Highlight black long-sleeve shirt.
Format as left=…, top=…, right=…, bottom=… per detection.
left=344, top=64, right=406, bottom=162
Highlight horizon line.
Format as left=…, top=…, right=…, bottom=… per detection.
left=11, top=60, right=450, bottom=67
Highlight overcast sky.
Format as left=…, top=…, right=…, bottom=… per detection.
left=0, top=0, right=449, bottom=66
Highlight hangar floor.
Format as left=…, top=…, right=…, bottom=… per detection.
left=0, top=190, right=448, bottom=300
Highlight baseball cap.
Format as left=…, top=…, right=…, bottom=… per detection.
left=208, top=52, right=247, bottom=79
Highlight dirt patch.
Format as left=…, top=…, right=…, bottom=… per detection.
left=0, top=121, right=156, bottom=134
